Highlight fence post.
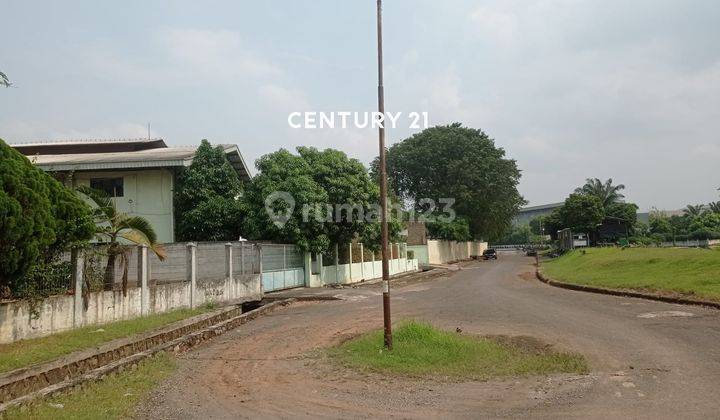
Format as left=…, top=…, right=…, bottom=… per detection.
left=404, top=242, right=408, bottom=272
left=72, top=248, right=85, bottom=328
left=187, top=242, right=197, bottom=308
left=348, top=243, right=353, bottom=281
left=317, top=252, right=324, bottom=284
left=283, top=245, right=287, bottom=289
left=225, top=243, right=233, bottom=280
left=257, top=244, right=263, bottom=274
left=240, top=242, right=245, bottom=274
left=372, top=250, right=376, bottom=278
left=303, top=252, right=312, bottom=287
left=138, top=244, right=149, bottom=316
left=334, top=243, right=339, bottom=284
left=360, top=243, right=365, bottom=280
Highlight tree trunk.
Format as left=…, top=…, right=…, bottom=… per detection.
left=103, top=250, right=117, bottom=291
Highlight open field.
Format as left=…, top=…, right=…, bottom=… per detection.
left=331, top=321, right=587, bottom=379
left=0, top=306, right=213, bottom=374
left=542, top=247, right=720, bottom=301
left=3, top=352, right=176, bottom=419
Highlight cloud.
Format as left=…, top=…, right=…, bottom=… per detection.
left=2, top=122, right=151, bottom=143
left=88, top=28, right=280, bottom=87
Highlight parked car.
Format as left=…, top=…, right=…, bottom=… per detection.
left=482, top=249, right=498, bottom=260
left=526, top=248, right=538, bottom=257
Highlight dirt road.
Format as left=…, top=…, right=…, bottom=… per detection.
left=138, top=252, right=720, bottom=419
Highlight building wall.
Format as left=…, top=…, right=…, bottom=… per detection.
left=72, top=169, right=175, bottom=242
left=426, top=240, right=488, bottom=264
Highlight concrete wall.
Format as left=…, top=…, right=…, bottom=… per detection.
left=426, top=240, right=488, bottom=264
left=0, top=274, right=261, bottom=344
left=73, top=169, right=175, bottom=243
left=408, top=245, right=429, bottom=266
left=309, top=257, right=419, bottom=287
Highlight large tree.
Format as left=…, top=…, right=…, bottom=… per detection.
left=243, top=147, right=396, bottom=253
left=574, top=178, right=625, bottom=210
left=174, top=140, right=245, bottom=241
left=1, top=139, right=95, bottom=296
left=556, top=194, right=605, bottom=234
left=379, top=123, right=525, bottom=241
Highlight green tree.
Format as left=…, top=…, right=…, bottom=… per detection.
left=557, top=194, right=605, bottom=234
left=1, top=140, right=95, bottom=297
left=683, top=204, right=706, bottom=218
left=529, top=216, right=547, bottom=236
left=708, top=202, right=720, bottom=214
left=378, top=123, right=525, bottom=241
left=688, top=212, right=720, bottom=239
left=298, top=147, right=380, bottom=245
left=174, top=140, right=245, bottom=241
left=243, top=147, right=395, bottom=253
left=606, top=202, right=638, bottom=232
left=427, top=218, right=472, bottom=242
left=574, top=178, right=625, bottom=210
left=78, top=186, right=165, bottom=293
left=1, top=140, right=57, bottom=292
left=243, top=149, right=330, bottom=253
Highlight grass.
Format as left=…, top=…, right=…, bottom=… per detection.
left=0, top=304, right=214, bottom=374
left=542, top=247, right=720, bottom=301
left=2, top=352, right=176, bottom=419
left=330, top=321, right=587, bottom=380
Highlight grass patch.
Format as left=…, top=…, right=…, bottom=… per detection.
left=330, top=321, right=587, bottom=380
left=3, top=352, right=176, bottom=419
left=0, top=304, right=215, bottom=374
left=542, top=248, right=720, bottom=301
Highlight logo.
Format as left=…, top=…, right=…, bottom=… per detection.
left=264, top=191, right=295, bottom=228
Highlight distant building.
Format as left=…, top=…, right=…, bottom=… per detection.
left=12, top=138, right=251, bottom=243
left=513, top=202, right=564, bottom=226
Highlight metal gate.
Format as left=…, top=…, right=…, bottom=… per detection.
left=261, top=244, right=305, bottom=291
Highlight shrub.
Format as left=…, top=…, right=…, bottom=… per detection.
left=0, top=139, right=94, bottom=298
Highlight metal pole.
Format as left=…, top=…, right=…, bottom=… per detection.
left=377, top=0, right=392, bottom=350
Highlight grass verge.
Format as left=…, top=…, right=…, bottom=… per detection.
left=542, top=247, right=720, bottom=301
left=330, top=321, right=587, bottom=379
left=0, top=304, right=214, bottom=374
left=2, top=352, right=176, bottom=419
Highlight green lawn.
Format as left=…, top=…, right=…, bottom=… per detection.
left=3, top=352, right=176, bottom=419
left=331, top=321, right=587, bottom=379
left=542, top=247, right=720, bottom=301
left=0, top=305, right=213, bottom=374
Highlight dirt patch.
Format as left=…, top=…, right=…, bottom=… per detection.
left=518, top=271, right=537, bottom=282
left=483, top=334, right=557, bottom=355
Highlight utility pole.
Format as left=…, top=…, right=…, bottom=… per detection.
left=376, top=0, right=392, bottom=350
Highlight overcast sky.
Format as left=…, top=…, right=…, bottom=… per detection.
left=1, top=0, right=719, bottom=210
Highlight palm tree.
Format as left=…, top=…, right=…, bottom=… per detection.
left=708, top=201, right=720, bottom=214
left=683, top=204, right=705, bottom=217
left=0, top=71, right=11, bottom=88
left=78, top=186, right=166, bottom=294
left=574, top=178, right=625, bottom=209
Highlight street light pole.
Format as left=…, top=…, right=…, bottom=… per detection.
left=376, top=0, right=392, bottom=350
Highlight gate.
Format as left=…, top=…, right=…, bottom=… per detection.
left=261, top=244, right=305, bottom=291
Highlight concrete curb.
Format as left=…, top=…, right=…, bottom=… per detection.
left=535, top=268, right=720, bottom=310
left=0, top=299, right=294, bottom=412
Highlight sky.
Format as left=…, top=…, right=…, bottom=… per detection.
left=1, top=0, right=719, bottom=211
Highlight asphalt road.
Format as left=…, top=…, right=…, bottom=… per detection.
left=138, top=252, right=720, bottom=419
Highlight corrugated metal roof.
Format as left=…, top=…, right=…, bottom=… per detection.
left=25, top=144, right=251, bottom=180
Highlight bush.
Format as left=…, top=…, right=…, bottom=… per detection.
left=0, top=139, right=94, bottom=298
left=407, top=250, right=415, bottom=259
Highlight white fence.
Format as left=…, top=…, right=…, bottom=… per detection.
left=0, top=242, right=263, bottom=344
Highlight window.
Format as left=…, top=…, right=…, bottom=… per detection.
left=90, top=177, right=124, bottom=197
